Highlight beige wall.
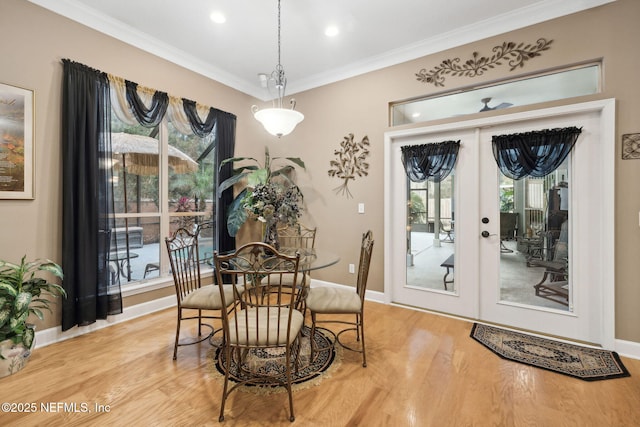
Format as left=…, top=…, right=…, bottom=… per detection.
left=1, top=0, right=639, bottom=343
left=0, top=0, right=265, bottom=331
left=281, top=0, right=640, bottom=342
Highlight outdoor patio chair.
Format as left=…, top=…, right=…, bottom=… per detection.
left=530, top=221, right=569, bottom=305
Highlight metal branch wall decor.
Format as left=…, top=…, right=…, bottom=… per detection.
left=328, top=133, right=370, bottom=198
left=415, top=38, right=553, bottom=87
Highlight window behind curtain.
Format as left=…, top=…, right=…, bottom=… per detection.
left=110, top=114, right=215, bottom=282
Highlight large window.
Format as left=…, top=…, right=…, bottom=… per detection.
left=110, top=115, right=216, bottom=283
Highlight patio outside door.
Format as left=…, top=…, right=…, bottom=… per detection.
left=385, top=100, right=615, bottom=347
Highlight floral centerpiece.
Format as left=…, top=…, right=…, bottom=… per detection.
left=244, top=182, right=303, bottom=249
left=218, top=147, right=306, bottom=241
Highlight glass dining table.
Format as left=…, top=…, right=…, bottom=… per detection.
left=277, top=247, right=341, bottom=272
left=211, top=246, right=339, bottom=307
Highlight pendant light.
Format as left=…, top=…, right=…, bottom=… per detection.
left=252, top=0, right=304, bottom=138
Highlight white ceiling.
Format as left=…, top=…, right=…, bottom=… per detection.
left=29, top=0, right=612, bottom=100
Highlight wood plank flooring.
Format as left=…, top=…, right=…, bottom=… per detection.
left=1, top=302, right=639, bottom=426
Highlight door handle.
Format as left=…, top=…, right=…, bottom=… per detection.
left=481, top=231, right=497, bottom=238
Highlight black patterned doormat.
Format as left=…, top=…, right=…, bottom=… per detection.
left=471, top=323, right=630, bottom=381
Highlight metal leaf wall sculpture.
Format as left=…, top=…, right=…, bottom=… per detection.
left=328, top=133, right=370, bottom=198
left=415, top=38, right=553, bottom=87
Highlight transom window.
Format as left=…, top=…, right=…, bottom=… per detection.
left=391, top=63, right=600, bottom=125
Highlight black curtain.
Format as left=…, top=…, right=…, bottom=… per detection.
left=61, top=59, right=122, bottom=331
left=183, top=99, right=216, bottom=137
left=213, top=109, right=237, bottom=253
left=401, top=140, right=460, bottom=182
left=125, top=80, right=169, bottom=127
left=492, top=127, right=582, bottom=179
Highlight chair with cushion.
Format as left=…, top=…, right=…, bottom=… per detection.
left=165, top=227, right=236, bottom=360
left=214, top=242, right=304, bottom=422
left=306, top=230, right=374, bottom=367
left=278, top=223, right=317, bottom=308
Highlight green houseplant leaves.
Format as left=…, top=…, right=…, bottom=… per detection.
left=218, top=147, right=305, bottom=237
left=0, top=256, right=65, bottom=347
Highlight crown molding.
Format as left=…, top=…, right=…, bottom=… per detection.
left=29, top=0, right=614, bottom=99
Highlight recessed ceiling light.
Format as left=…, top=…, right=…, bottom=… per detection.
left=325, top=25, right=339, bottom=37
left=412, top=112, right=421, bottom=118
left=210, top=11, right=226, bottom=24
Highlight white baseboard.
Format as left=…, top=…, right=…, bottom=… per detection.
left=615, top=339, right=640, bottom=360
left=34, top=295, right=176, bottom=349
left=34, top=282, right=640, bottom=361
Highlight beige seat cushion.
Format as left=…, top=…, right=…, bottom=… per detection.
left=265, top=272, right=310, bottom=288
left=181, top=284, right=236, bottom=310
left=228, top=307, right=304, bottom=346
left=305, top=287, right=361, bottom=314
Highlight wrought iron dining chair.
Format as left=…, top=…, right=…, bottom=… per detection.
left=278, top=223, right=317, bottom=250
left=165, top=227, right=236, bottom=360
left=305, top=230, right=374, bottom=367
left=213, top=242, right=304, bottom=422
left=278, top=223, right=317, bottom=309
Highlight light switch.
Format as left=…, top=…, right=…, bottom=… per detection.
left=349, top=263, right=355, bottom=274
left=358, top=203, right=365, bottom=214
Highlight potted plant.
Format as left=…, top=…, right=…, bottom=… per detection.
left=0, top=256, right=65, bottom=377
left=218, top=147, right=305, bottom=238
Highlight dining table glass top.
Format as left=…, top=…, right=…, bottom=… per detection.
left=277, top=247, right=340, bottom=272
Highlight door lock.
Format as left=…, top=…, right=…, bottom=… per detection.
left=482, top=217, right=490, bottom=224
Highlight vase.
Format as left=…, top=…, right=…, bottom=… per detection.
left=263, top=220, right=280, bottom=251
left=0, top=325, right=35, bottom=378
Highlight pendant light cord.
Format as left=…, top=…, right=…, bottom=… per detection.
left=277, top=0, right=282, bottom=68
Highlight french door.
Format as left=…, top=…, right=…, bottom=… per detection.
left=384, top=100, right=615, bottom=347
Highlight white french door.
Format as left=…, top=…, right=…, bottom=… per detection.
left=384, top=100, right=615, bottom=347
left=386, top=128, right=479, bottom=318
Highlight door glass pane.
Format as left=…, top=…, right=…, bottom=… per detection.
left=406, top=172, right=456, bottom=292
left=498, top=162, right=570, bottom=311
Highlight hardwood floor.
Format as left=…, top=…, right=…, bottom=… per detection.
left=1, top=302, right=639, bottom=426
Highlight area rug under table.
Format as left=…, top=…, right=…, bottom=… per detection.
left=471, top=323, right=630, bottom=381
left=210, top=326, right=341, bottom=394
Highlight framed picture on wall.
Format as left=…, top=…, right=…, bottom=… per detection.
left=0, top=82, right=34, bottom=199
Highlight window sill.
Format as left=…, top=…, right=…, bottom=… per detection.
left=120, top=266, right=214, bottom=298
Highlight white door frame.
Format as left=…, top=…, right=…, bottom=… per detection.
left=384, top=99, right=615, bottom=349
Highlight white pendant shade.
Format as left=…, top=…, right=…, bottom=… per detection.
left=254, top=107, right=304, bottom=138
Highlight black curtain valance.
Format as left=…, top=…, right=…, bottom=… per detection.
left=401, top=140, right=460, bottom=183
left=125, top=80, right=169, bottom=127
left=183, top=99, right=216, bottom=137
left=492, top=126, right=582, bottom=179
